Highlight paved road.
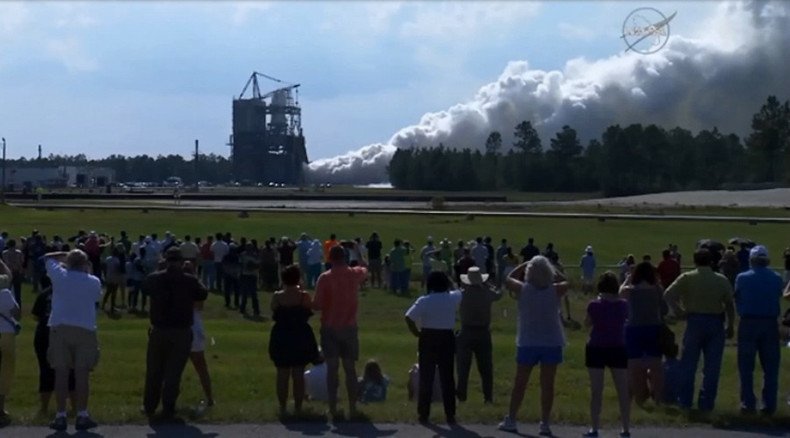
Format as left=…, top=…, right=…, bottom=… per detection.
left=3, top=422, right=789, bottom=438
left=11, top=201, right=790, bottom=223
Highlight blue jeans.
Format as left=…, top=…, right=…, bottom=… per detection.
left=201, top=260, right=216, bottom=289
left=737, top=317, right=780, bottom=412
left=239, top=274, right=259, bottom=315
left=678, top=314, right=725, bottom=411
left=307, top=263, right=322, bottom=289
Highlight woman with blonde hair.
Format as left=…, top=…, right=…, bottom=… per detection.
left=499, top=256, right=568, bottom=436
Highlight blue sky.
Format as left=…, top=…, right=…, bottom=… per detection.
left=0, top=1, right=715, bottom=161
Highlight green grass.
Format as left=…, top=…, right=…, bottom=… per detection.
left=2, top=205, right=790, bottom=428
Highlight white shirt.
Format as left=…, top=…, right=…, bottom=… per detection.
left=46, top=259, right=102, bottom=331
left=180, top=241, right=199, bottom=259
left=0, top=288, right=19, bottom=333
left=405, top=290, right=462, bottom=330
left=131, top=241, right=143, bottom=257
left=211, top=241, right=229, bottom=263
left=304, top=363, right=328, bottom=401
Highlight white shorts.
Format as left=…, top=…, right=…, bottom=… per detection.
left=191, top=311, right=205, bottom=353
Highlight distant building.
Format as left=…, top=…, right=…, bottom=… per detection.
left=4, top=166, right=115, bottom=190
left=229, top=72, right=308, bottom=185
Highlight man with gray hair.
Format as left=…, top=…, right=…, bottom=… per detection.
left=44, top=249, right=102, bottom=431
left=733, top=245, right=783, bottom=415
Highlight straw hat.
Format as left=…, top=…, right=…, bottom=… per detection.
left=460, top=267, right=489, bottom=285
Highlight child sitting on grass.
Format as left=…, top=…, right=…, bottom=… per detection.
left=358, top=359, right=389, bottom=403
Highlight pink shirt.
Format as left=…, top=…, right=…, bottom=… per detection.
left=314, top=265, right=367, bottom=329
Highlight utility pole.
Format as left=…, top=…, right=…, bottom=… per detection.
left=194, top=139, right=199, bottom=189
left=38, top=144, right=42, bottom=160
left=1, top=137, right=5, bottom=204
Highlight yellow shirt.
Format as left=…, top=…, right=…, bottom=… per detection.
left=664, top=266, right=733, bottom=314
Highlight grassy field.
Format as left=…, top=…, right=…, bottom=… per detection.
left=1, top=205, right=789, bottom=428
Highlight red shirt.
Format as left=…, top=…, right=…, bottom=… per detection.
left=657, top=258, right=681, bottom=288
left=200, top=242, right=213, bottom=261
left=314, top=264, right=367, bottom=329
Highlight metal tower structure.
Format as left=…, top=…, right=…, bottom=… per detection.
left=229, top=72, right=307, bottom=185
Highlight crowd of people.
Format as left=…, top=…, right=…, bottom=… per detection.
left=0, top=228, right=789, bottom=436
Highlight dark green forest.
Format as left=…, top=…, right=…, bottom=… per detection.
left=5, top=96, right=789, bottom=196
left=388, top=96, right=790, bottom=195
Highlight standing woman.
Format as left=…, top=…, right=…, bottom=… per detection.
left=182, top=261, right=214, bottom=410
left=404, top=271, right=462, bottom=424
left=268, top=265, right=319, bottom=415
left=583, top=272, right=631, bottom=438
left=103, top=244, right=126, bottom=313
left=31, top=275, right=76, bottom=414
left=498, top=256, right=568, bottom=436
left=620, top=262, right=665, bottom=405
left=0, top=264, right=21, bottom=425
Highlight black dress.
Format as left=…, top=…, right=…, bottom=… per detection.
left=268, top=303, right=319, bottom=368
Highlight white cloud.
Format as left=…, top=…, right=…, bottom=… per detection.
left=230, top=1, right=275, bottom=26
left=306, top=1, right=790, bottom=184
left=0, top=3, right=30, bottom=39
left=399, top=2, right=541, bottom=41
left=557, top=22, right=598, bottom=41
left=45, top=38, right=99, bottom=73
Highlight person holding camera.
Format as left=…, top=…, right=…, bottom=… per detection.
left=44, top=249, right=102, bottom=432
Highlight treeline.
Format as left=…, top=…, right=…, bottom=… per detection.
left=388, top=96, right=790, bottom=195
left=8, top=153, right=232, bottom=184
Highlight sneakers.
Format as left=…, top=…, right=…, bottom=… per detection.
left=49, top=416, right=67, bottom=431
left=497, top=415, right=518, bottom=432
left=620, top=431, right=632, bottom=438
left=583, top=430, right=599, bottom=438
left=539, top=421, right=553, bottom=437
left=75, top=415, right=98, bottom=431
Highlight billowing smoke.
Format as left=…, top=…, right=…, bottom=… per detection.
left=306, top=1, right=790, bottom=184
left=305, top=143, right=396, bottom=184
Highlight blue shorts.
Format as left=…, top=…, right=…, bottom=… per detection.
left=516, top=346, right=563, bottom=366
left=625, top=325, right=662, bottom=359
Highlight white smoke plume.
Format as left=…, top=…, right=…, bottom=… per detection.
left=306, top=1, right=790, bottom=184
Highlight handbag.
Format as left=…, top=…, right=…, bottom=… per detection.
left=0, top=313, right=21, bottom=335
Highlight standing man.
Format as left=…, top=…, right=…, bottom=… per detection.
left=579, top=246, right=596, bottom=294
left=210, top=232, right=229, bottom=293
left=456, top=267, right=502, bottom=403
left=44, top=249, right=102, bottom=431
left=664, top=248, right=735, bottom=412
left=142, top=247, right=208, bottom=418
left=1, top=239, right=24, bottom=307
left=365, top=232, right=383, bottom=289
left=734, top=245, right=783, bottom=415
left=313, top=246, right=367, bottom=419
left=657, top=249, right=681, bottom=289
left=388, top=239, right=407, bottom=295
left=297, top=233, right=312, bottom=284
left=179, top=235, right=199, bottom=266
left=419, top=238, right=436, bottom=289
left=495, top=239, right=508, bottom=288
left=470, top=237, right=488, bottom=273
left=519, top=238, right=539, bottom=263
